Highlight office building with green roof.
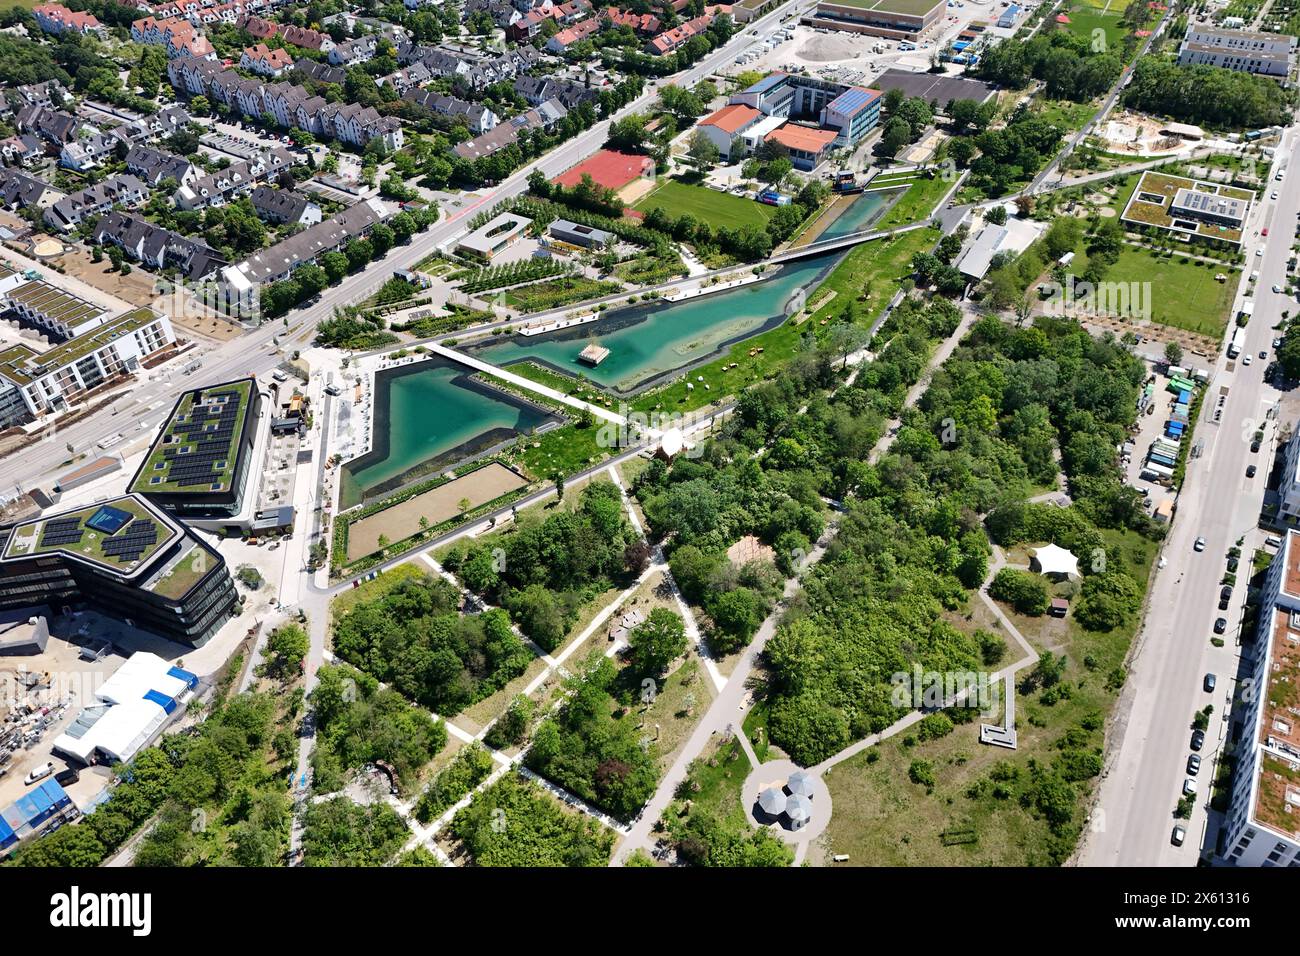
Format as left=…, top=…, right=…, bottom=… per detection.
left=129, top=377, right=263, bottom=520
left=0, top=493, right=237, bottom=646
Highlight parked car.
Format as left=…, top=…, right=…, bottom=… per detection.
left=54, top=768, right=79, bottom=787
left=1227, top=556, right=1239, bottom=572
left=1183, top=778, right=1198, bottom=796
left=23, top=762, right=54, bottom=785
left=1252, top=439, right=1262, bottom=453
left=1188, top=754, right=1201, bottom=775
left=1171, top=824, right=1187, bottom=846
left=1244, top=355, right=1253, bottom=366
left=1214, top=617, right=1227, bottom=634
left=1204, top=673, right=1217, bottom=692
left=1191, top=729, right=1205, bottom=751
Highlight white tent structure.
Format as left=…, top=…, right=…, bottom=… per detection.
left=52, top=652, right=197, bottom=766
left=758, top=787, right=787, bottom=817
left=1030, top=544, right=1079, bottom=580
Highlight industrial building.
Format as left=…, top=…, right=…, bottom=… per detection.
left=803, top=0, right=947, bottom=40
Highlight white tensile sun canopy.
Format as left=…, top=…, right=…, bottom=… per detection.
left=1032, top=543, right=1079, bottom=579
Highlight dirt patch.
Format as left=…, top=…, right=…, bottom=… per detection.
left=346, top=461, right=528, bottom=561
left=796, top=33, right=868, bottom=63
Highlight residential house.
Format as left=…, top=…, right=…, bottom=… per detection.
left=453, top=98, right=566, bottom=161
left=0, top=135, right=43, bottom=168
left=547, top=16, right=599, bottom=53
left=125, top=145, right=197, bottom=187
left=293, top=59, right=347, bottom=86
left=403, top=90, right=498, bottom=134
left=238, top=14, right=278, bottom=39
left=241, top=43, right=295, bottom=77
left=45, top=174, right=149, bottom=231
left=15, top=106, right=80, bottom=146
left=329, top=34, right=377, bottom=66
left=221, top=198, right=389, bottom=313
left=32, top=3, right=106, bottom=37
left=59, top=131, right=120, bottom=172
left=647, top=12, right=715, bottom=55
left=280, top=24, right=333, bottom=53
left=249, top=184, right=321, bottom=227
left=91, top=210, right=227, bottom=281
left=174, top=147, right=292, bottom=210
left=0, top=167, right=64, bottom=210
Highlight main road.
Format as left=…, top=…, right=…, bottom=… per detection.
left=1078, top=124, right=1299, bottom=866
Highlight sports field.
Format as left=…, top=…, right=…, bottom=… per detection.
left=635, top=179, right=776, bottom=231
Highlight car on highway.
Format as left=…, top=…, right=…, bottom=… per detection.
left=1171, top=825, right=1187, bottom=846
left=1274, top=284, right=1283, bottom=293
left=1244, top=355, right=1253, bottom=366
left=1276, top=337, right=1285, bottom=348
left=1183, top=778, right=1198, bottom=796
left=1252, top=439, right=1262, bottom=452
left=1214, top=617, right=1227, bottom=634
left=1188, top=754, right=1201, bottom=775
left=1260, top=350, right=1268, bottom=359
left=1273, top=191, right=1280, bottom=200
left=1194, top=536, right=1206, bottom=552
left=1257, top=248, right=1264, bottom=256
left=1191, top=729, right=1205, bottom=751
left=1247, top=465, right=1257, bottom=478
left=1264, top=227, right=1270, bottom=237
left=1204, top=673, right=1217, bottom=692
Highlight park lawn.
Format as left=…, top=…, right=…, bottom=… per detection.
left=1060, top=4, right=1132, bottom=50
left=820, top=525, right=1159, bottom=866
left=497, top=360, right=616, bottom=408
left=635, top=178, right=776, bottom=231
left=329, top=561, right=428, bottom=621
left=1036, top=98, right=1099, bottom=134
left=510, top=418, right=611, bottom=479
left=634, top=227, right=939, bottom=414
left=1105, top=247, right=1238, bottom=337
left=875, top=175, right=952, bottom=229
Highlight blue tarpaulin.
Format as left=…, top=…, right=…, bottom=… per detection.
left=167, top=666, right=198, bottom=689
left=144, top=688, right=177, bottom=714
left=0, top=814, right=15, bottom=849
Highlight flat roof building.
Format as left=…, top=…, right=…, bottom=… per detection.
left=456, top=213, right=532, bottom=261
left=1121, top=170, right=1255, bottom=246
left=0, top=494, right=238, bottom=646
left=129, top=378, right=262, bottom=520
left=0, top=306, right=177, bottom=430
left=1221, top=529, right=1300, bottom=866
left=1178, top=25, right=1295, bottom=79
left=804, top=0, right=947, bottom=40
left=549, top=219, right=615, bottom=249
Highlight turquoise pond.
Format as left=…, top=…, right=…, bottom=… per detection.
left=340, top=357, right=557, bottom=507
left=468, top=250, right=843, bottom=394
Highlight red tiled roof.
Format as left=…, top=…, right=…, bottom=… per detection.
left=552, top=149, right=653, bottom=191
left=764, top=123, right=837, bottom=154
left=700, top=103, right=760, bottom=134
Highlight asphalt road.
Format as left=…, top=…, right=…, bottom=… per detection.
left=1079, top=125, right=1299, bottom=867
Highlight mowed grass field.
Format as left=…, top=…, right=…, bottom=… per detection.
left=635, top=179, right=776, bottom=231
left=1105, top=247, right=1238, bottom=337
left=1060, top=0, right=1145, bottom=51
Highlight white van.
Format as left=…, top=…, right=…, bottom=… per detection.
left=24, top=762, right=54, bottom=785
left=272, top=370, right=289, bottom=383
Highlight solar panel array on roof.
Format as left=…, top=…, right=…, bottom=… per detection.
left=40, top=516, right=84, bottom=548
left=100, top=518, right=158, bottom=564
left=155, top=386, right=244, bottom=489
